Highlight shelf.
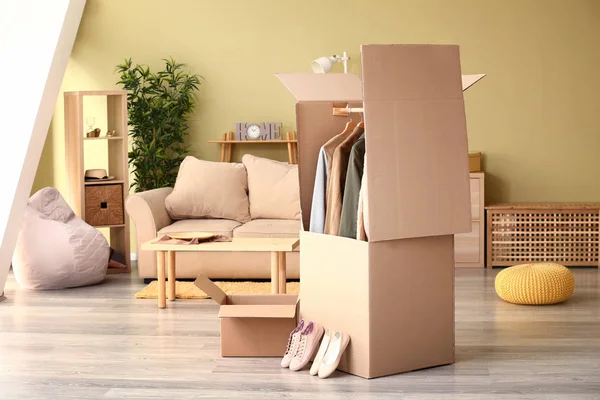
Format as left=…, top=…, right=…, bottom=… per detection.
left=107, top=266, right=131, bottom=274
left=83, top=136, right=124, bottom=141
left=208, top=140, right=297, bottom=144
left=84, top=180, right=125, bottom=186
left=212, top=131, right=298, bottom=164
left=67, top=90, right=129, bottom=97
left=93, top=224, right=126, bottom=228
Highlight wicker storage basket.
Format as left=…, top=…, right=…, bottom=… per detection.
left=85, top=184, right=124, bottom=226
left=486, top=203, right=600, bottom=268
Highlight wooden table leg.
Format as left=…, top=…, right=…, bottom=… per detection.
left=227, top=131, right=234, bottom=162
left=270, top=251, right=279, bottom=294
left=278, top=252, right=287, bottom=294
left=220, top=132, right=227, bottom=162
left=157, top=251, right=166, bottom=309
left=291, top=132, right=298, bottom=164
left=286, top=132, right=294, bottom=164
left=167, top=251, right=176, bottom=301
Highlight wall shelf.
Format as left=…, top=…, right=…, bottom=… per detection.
left=64, top=90, right=131, bottom=273
left=84, top=180, right=125, bottom=186
left=208, top=139, right=297, bottom=144
left=210, top=131, right=298, bottom=164
left=84, top=136, right=124, bottom=141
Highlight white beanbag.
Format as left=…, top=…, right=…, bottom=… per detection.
left=12, top=187, right=110, bottom=290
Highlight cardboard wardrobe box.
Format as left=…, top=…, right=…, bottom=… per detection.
left=194, top=274, right=298, bottom=357
left=276, top=44, right=485, bottom=379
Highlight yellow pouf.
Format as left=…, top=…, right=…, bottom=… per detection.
left=495, top=263, right=574, bottom=305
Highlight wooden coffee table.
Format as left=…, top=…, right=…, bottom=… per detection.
left=141, top=237, right=300, bottom=309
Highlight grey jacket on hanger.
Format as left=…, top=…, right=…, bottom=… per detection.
left=339, top=136, right=366, bottom=238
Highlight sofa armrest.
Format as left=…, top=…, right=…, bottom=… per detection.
left=125, top=187, right=173, bottom=278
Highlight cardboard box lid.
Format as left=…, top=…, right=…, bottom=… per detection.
left=276, top=73, right=363, bottom=102
left=218, top=304, right=297, bottom=319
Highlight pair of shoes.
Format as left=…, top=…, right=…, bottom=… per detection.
left=281, top=320, right=324, bottom=371
left=309, top=328, right=351, bottom=378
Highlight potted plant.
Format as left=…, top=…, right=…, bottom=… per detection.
left=116, top=58, right=202, bottom=192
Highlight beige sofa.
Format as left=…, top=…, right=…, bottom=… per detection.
left=126, top=156, right=300, bottom=280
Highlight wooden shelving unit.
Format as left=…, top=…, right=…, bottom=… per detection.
left=209, top=131, right=298, bottom=164
left=64, top=90, right=131, bottom=273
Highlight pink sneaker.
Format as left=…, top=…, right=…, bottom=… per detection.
left=281, top=320, right=304, bottom=368
left=289, top=321, right=324, bottom=372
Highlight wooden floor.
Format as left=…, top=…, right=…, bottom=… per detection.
left=1, top=268, right=599, bottom=399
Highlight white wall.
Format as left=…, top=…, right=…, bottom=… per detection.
left=0, top=0, right=85, bottom=296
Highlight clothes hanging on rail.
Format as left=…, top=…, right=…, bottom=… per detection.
left=357, top=153, right=369, bottom=241
left=309, top=132, right=351, bottom=233
left=339, top=137, right=366, bottom=238
left=324, top=125, right=364, bottom=235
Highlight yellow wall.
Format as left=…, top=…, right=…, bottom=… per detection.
left=34, top=0, right=600, bottom=207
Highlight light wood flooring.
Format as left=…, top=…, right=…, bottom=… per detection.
left=1, top=268, right=599, bottom=399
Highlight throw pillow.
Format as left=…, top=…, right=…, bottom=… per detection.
left=242, top=154, right=300, bottom=220
left=165, top=156, right=250, bottom=222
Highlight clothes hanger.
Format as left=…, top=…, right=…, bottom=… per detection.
left=357, top=108, right=364, bottom=129
left=339, top=104, right=357, bottom=136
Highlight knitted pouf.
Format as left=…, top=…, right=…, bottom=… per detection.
left=495, top=263, right=574, bottom=305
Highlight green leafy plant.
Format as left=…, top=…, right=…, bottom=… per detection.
left=116, top=58, right=202, bottom=192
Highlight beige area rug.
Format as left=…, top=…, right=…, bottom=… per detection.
left=135, top=280, right=300, bottom=299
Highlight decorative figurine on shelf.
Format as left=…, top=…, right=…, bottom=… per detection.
left=106, top=130, right=116, bottom=137
left=235, top=122, right=283, bottom=141
left=86, top=128, right=101, bottom=138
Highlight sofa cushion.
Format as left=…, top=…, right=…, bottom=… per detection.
left=165, top=156, right=251, bottom=222
left=233, top=219, right=301, bottom=238
left=159, top=219, right=242, bottom=238
left=242, top=154, right=300, bottom=220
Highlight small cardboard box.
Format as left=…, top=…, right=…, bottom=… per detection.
left=277, top=44, right=485, bottom=378
left=194, top=274, right=298, bottom=357
left=469, top=152, right=482, bottom=172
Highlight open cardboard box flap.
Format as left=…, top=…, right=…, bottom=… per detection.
left=276, top=73, right=363, bottom=102
left=361, top=44, right=475, bottom=241
left=276, top=72, right=485, bottom=103
left=463, top=74, right=485, bottom=90
left=194, top=274, right=299, bottom=319
left=194, top=274, right=227, bottom=305
left=218, top=304, right=297, bottom=319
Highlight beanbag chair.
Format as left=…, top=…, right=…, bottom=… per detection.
left=12, top=187, right=110, bottom=290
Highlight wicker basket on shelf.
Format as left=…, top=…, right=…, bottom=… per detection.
left=84, top=184, right=124, bottom=226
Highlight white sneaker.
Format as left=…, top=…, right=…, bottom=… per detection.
left=318, top=330, right=350, bottom=378
left=280, top=320, right=304, bottom=368
left=309, top=328, right=331, bottom=376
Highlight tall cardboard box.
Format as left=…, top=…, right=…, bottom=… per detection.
left=277, top=44, right=484, bottom=378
